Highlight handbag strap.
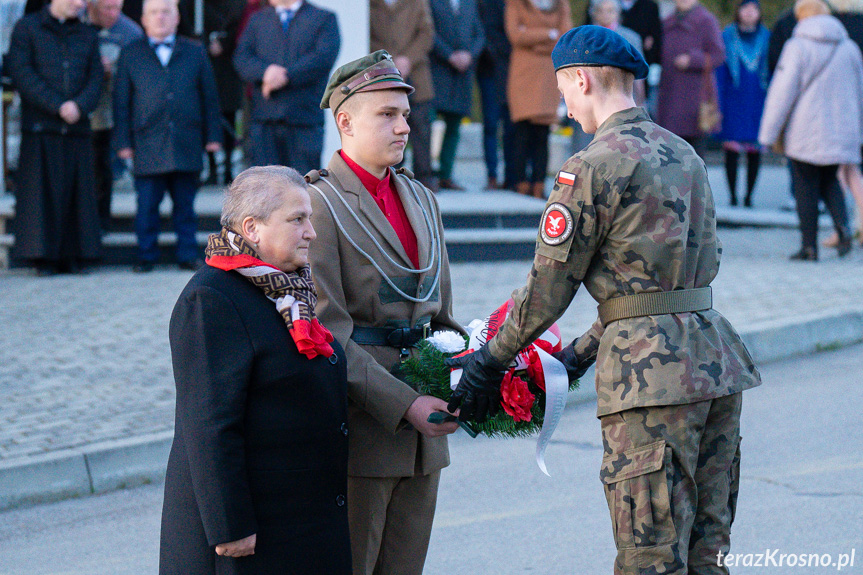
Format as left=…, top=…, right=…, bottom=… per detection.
left=800, top=42, right=841, bottom=96
left=701, top=53, right=717, bottom=104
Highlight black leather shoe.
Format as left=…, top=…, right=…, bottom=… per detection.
left=178, top=259, right=204, bottom=271
left=34, top=264, right=58, bottom=277
left=438, top=178, right=465, bottom=191
left=133, top=261, right=155, bottom=273
left=789, top=247, right=818, bottom=261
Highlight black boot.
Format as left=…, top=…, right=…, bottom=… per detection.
left=789, top=247, right=818, bottom=261
left=837, top=228, right=853, bottom=257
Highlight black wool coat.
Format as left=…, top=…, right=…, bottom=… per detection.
left=113, top=36, right=222, bottom=176
left=159, top=265, right=352, bottom=575
left=7, top=7, right=102, bottom=136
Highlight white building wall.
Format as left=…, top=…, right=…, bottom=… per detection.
left=314, top=0, right=369, bottom=164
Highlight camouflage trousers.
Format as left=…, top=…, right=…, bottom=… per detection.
left=599, top=393, right=743, bottom=575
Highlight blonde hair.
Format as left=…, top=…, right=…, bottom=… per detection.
left=558, top=66, right=634, bottom=95
left=794, top=0, right=829, bottom=19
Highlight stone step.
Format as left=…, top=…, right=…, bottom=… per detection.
left=0, top=183, right=838, bottom=268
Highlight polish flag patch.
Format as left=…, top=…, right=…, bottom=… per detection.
left=557, top=171, right=576, bottom=186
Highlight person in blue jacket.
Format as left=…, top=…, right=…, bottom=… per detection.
left=716, top=0, right=770, bottom=207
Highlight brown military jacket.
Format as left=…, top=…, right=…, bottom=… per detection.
left=488, top=108, right=761, bottom=417
left=307, top=152, right=462, bottom=476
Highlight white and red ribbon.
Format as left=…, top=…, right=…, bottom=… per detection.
left=451, top=300, right=569, bottom=476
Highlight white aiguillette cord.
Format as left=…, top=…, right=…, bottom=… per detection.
left=308, top=174, right=443, bottom=304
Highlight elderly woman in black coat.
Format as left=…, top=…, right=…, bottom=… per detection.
left=159, top=166, right=351, bottom=574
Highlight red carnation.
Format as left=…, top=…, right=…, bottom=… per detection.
left=500, top=371, right=535, bottom=422
left=525, top=347, right=545, bottom=392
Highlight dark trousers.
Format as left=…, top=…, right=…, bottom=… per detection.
left=683, top=136, right=707, bottom=159
left=789, top=160, right=849, bottom=251
left=134, top=171, right=199, bottom=263
left=247, top=121, right=323, bottom=174
left=724, top=150, right=761, bottom=206
left=513, top=121, right=550, bottom=184
left=436, top=111, right=462, bottom=180
left=92, top=128, right=113, bottom=231
left=207, top=111, right=238, bottom=184
left=477, top=72, right=516, bottom=186
left=406, top=99, right=434, bottom=188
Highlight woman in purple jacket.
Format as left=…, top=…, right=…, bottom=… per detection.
left=657, top=0, right=724, bottom=154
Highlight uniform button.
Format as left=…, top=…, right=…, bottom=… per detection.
left=340, top=422, right=348, bottom=436
left=166, top=92, right=174, bottom=100
left=62, top=60, right=70, bottom=68
left=168, top=121, right=174, bottom=129
left=328, top=354, right=338, bottom=365
left=336, top=494, right=346, bottom=507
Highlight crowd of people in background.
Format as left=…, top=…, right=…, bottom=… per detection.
left=5, top=0, right=863, bottom=273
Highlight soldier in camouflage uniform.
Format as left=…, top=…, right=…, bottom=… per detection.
left=447, top=26, right=762, bottom=575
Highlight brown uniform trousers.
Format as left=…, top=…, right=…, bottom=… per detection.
left=307, top=152, right=462, bottom=575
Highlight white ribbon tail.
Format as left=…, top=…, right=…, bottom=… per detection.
left=449, top=367, right=464, bottom=391
left=534, top=347, right=569, bottom=476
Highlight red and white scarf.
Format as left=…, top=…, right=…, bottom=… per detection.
left=205, top=228, right=334, bottom=360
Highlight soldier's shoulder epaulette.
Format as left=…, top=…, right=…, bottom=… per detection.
left=393, top=167, right=436, bottom=197
left=394, top=166, right=415, bottom=179
left=304, top=168, right=330, bottom=184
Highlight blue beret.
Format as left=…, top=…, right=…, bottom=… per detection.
left=552, top=25, right=649, bottom=80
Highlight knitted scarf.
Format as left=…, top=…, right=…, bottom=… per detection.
left=205, top=228, right=334, bottom=360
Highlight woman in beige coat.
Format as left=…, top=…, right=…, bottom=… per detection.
left=505, top=0, right=571, bottom=197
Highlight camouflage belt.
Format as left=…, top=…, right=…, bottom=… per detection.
left=597, top=287, right=713, bottom=327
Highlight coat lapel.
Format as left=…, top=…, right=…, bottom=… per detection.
left=327, top=153, right=414, bottom=267
left=392, top=170, right=431, bottom=268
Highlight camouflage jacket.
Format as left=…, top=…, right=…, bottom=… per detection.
left=488, top=108, right=762, bottom=417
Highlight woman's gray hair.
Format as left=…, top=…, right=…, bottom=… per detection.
left=220, top=165, right=309, bottom=230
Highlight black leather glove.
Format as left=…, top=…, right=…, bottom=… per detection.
left=552, top=343, right=594, bottom=382
left=444, top=345, right=509, bottom=423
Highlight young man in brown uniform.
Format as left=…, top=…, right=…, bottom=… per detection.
left=306, top=51, right=462, bottom=575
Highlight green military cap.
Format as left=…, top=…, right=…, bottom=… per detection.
left=320, top=49, right=415, bottom=114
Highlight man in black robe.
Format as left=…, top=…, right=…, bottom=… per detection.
left=8, top=0, right=103, bottom=274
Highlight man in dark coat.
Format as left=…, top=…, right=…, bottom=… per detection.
left=177, top=0, right=246, bottom=185
left=477, top=0, right=515, bottom=190
left=113, top=0, right=222, bottom=272
left=233, top=0, right=340, bottom=174
left=86, top=0, right=143, bottom=233
left=7, top=0, right=103, bottom=275
left=768, top=7, right=796, bottom=75
left=428, top=0, right=485, bottom=190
